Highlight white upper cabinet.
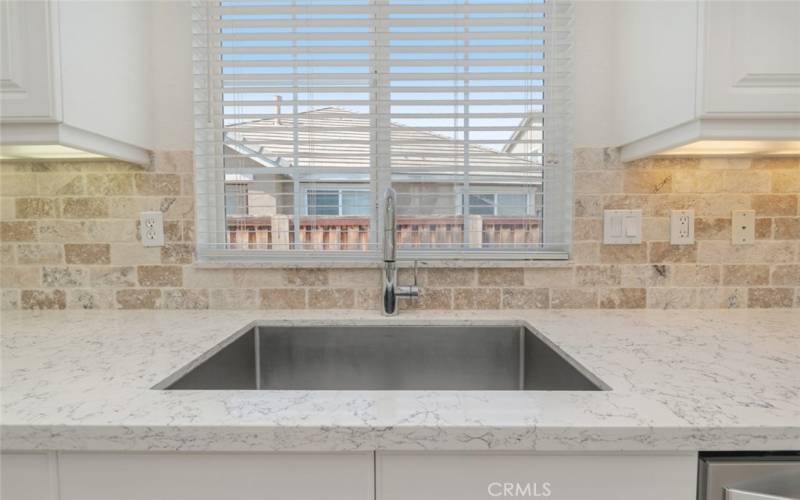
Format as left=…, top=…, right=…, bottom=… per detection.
left=0, top=1, right=152, bottom=165
left=0, top=1, right=60, bottom=122
left=702, top=1, right=800, bottom=116
left=615, top=0, right=800, bottom=161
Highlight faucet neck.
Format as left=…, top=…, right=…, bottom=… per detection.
left=383, top=187, right=397, bottom=262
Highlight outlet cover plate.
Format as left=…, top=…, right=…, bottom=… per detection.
left=670, top=209, right=695, bottom=245
left=603, top=209, right=642, bottom=245
left=140, top=211, right=165, bottom=247
left=732, top=210, right=755, bottom=245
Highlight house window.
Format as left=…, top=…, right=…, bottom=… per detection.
left=224, top=183, right=249, bottom=217
left=193, top=0, right=573, bottom=260
left=464, top=193, right=532, bottom=217
left=306, top=189, right=371, bottom=217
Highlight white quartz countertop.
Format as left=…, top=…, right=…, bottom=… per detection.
left=1, top=309, right=798, bottom=452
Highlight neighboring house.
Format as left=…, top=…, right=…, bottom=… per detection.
left=222, top=107, right=542, bottom=220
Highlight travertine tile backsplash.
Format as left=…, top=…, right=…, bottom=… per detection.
left=1, top=149, right=798, bottom=310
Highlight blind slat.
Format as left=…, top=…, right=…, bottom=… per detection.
left=217, top=3, right=550, bottom=15
left=219, top=99, right=548, bottom=107
left=207, top=111, right=554, bottom=119
left=216, top=72, right=550, bottom=80
left=212, top=17, right=553, bottom=28
left=219, top=139, right=545, bottom=146
left=196, top=125, right=545, bottom=133
left=207, top=44, right=559, bottom=55
left=209, top=85, right=548, bottom=93
left=205, top=30, right=565, bottom=41
left=214, top=59, right=546, bottom=68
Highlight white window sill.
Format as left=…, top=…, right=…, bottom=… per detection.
left=193, top=257, right=571, bottom=270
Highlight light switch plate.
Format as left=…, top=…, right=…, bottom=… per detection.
left=670, top=209, right=695, bottom=245
left=731, top=210, right=755, bottom=245
left=603, top=209, right=642, bottom=245
left=140, top=211, right=165, bottom=247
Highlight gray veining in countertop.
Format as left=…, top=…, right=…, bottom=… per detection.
left=1, top=309, right=798, bottom=452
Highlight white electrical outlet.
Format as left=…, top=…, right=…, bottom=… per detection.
left=140, top=211, right=165, bottom=247
left=670, top=209, right=694, bottom=245
left=731, top=210, right=755, bottom=245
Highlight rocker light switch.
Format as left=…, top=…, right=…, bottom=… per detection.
left=604, top=209, right=642, bottom=245
left=624, top=217, right=638, bottom=237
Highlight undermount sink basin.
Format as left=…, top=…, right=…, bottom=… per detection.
left=158, top=324, right=606, bottom=391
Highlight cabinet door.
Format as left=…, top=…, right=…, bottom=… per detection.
left=0, top=0, right=60, bottom=121
left=702, top=1, right=800, bottom=115
left=377, top=452, right=696, bottom=500
left=59, top=452, right=374, bottom=500
left=0, top=453, right=58, bottom=500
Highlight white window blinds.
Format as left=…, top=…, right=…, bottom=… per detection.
left=193, top=0, right=573, bottom=261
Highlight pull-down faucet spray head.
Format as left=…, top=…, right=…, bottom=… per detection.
left=383, top=187, right=396, bottom=263
left=381, top=187, right=418, bottom=315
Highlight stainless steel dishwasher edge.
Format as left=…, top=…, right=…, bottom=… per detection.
left=699, top=452, right=800, bottom=500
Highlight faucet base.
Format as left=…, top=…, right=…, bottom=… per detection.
left=382, top=262, right=399, bottom=316
left=381, top=262, right=419, bottom=316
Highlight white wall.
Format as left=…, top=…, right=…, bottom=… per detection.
left=573, top=1, right=617, bottom=148
left=613, top=0, right=698, bottom=145
left=151, top=0, right=193, bottom=151
left=59, top=1, right=154, bottom=149
left=146, top=1, right=619, bottom=151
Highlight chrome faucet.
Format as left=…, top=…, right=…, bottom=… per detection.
left=382, top=187, right=419, bottom=315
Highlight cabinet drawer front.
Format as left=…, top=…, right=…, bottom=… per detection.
left=59, top=452, right=374, bottom=500
left=377, top=452, right=696, bottom=500
left=0, top=453, right=57, bottom=500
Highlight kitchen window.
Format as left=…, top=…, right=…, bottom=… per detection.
left=193, top=0, right=573, bottom=261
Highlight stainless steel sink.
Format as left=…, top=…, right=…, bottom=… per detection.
left=159, top=324, right=606, bottom=391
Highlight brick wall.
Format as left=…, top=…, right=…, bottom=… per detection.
left=1, top=149, right=798, bottom=310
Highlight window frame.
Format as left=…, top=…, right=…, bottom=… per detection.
left=193, top=0, right=573, bottom=263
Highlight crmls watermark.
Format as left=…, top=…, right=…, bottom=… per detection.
left=487, top=482, right=552, bottom=497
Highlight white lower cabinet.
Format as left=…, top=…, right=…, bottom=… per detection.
left=3, top=450, right=698, bottom=499
left=57, top=452, right=374, bottom=500
left=376, top=452, right=697, bottom=500
left=0, top=452, right=58, bottom=500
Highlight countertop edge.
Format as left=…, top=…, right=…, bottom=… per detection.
left=3, top=424, right=800, bottom=453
